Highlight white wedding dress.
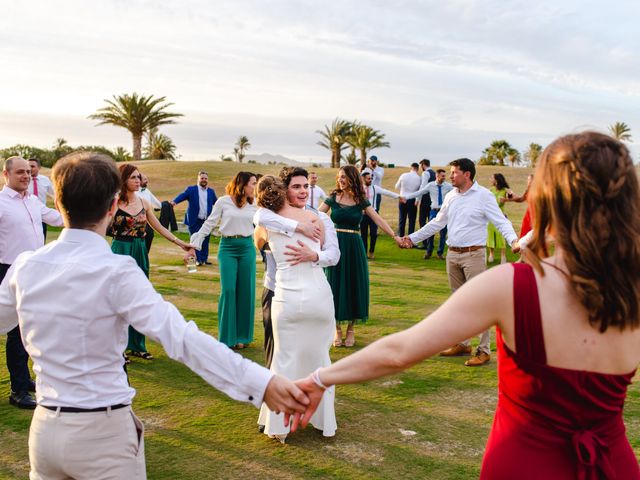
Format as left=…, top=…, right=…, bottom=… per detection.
left=258, top=230, right=337, bottom=438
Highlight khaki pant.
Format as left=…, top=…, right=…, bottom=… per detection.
left=29, top=405, right=146, bottom=480
left=446, top=249, right=491, bottom=355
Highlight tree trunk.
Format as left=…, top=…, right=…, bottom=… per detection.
left=331, top=148, right=338, bottom=168
left=132, top=133, right=142, bottom=162
left=360, top=149, right=367, bottom=166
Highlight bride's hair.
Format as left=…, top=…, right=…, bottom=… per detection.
left=256, top=175, right=287, bottom=212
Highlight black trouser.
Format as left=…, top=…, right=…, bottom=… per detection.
left=42, top=223, right=47, bottom=241
left=418, top=196, right=432, bottom=248
left=0, top=263, right=31, bottom=394
left=398, top=199, right=417, bottom=236
left=261, top=288, right=275, bottom=369
left=360, top=214, right=378, bottom=254
left=144, top=224, right=154, bottom=253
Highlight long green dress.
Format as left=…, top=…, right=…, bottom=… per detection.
left=324, top=195, right=370, bottom=324
left=108, top=207, right=150, bottom=353
left=487, top=187, right=508, bottom=249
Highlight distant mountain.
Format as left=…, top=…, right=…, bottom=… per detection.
left=243, top=153, right=328, bottom=167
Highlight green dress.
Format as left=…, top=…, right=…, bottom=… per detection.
left=487, top=187, right=507, bottom=249
left=108, top=207, right=150, bottom=353
left=324, top=195, right=370, bottom=324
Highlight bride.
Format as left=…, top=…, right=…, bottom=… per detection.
left=255, top=176, right=337, bottom=442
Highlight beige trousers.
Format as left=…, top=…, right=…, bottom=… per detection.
left=29, top=405, right=146, bottom=480
left=446, top=248, right=491, bottom=355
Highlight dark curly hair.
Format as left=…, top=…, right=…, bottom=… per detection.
left=256, top=175, right=287, bottom=212
left=279, top=166, right=309, bottom=188
left=331, top=165, right=367, bottom=205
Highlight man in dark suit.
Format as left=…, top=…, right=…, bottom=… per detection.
left=417, top=159, right=436, bottom=251
left=171, top=171, right=217, bottom=265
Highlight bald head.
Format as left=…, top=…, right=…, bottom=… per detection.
left=3, top=156, right=31, bottom=193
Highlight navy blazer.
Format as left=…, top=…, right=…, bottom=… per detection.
left=173, top=185, right=217, bottom=229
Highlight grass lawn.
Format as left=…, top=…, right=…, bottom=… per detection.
left=0, top=161, right=638, bottom=479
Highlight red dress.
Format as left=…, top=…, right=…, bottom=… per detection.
left=480, top=263, right=639, bottom=479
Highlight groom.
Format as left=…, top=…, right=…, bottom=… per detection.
left=253, top=167, right=340, bottom=369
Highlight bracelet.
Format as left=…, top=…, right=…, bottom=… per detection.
left=171, top=236, right=178, bottom=244
left=311, top=368, right=328, bottom=390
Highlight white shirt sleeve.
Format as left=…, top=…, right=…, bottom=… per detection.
left=114, top=265, right=273, bottom=407
left=519, top=230, right=534, bottom=250
left=395, top=174, right=402, bottom=190
left=253, top=208, right=297, bottom=237
left=315, top=212, right=340, bottom=267
left=408, top=195, right=450, bottom=244
left=40, top=203, right=64, bottom=227
left=404, top=182, right=433, bottom=200
left=191, top=198, right=224, bottom=249
left=376, top=186, right=400, bottom=199
left=0, top=263, right=19, bottom=334
left=484, top=193, right=518, bottom=246
left=147, top=190, right=162, bottom=209
left=46, top=179, right=55, bottom=200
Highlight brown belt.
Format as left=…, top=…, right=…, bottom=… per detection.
left=448, top=245, right=484, bottom=253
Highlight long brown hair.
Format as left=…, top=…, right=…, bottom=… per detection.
left=225, top=171, right=255, bottom=207
left=527, top=131, right=640, bottom=332
left=331, top=165, right=367, bottom=205
left=117, top=163, right=138, bottom=204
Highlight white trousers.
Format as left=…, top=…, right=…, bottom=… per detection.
left=29, top=405, right=146, bottom=480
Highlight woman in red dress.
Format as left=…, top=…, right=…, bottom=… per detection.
left=293, top=131, right=640, bottom=479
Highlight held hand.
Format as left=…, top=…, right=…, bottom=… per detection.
left=511, top=240, right=521, bottom=254
left=183, top=251, right=196, bottom=264
left=399, top=197, right=407, bottom=204
left=284, top=240, right=319, bottom=265
left=400, top=236, right=414, bottom=248
left=296, top=219, right=322, bottom=241
left=285, top=375, right=326, bottom=432
left=169, top=200, right=176, bottom=207
left=393, top=235, right=405, bottom=248
left=263, top=375, right=310, bottom=417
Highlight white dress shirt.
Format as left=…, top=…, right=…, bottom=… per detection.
left=404, top=181, right=454, bottom=208
left=0, top=186, right=63, bottom=264
left=408, top=182, right=518, bottom=248
left=191, top=196, right=257, bottom=250
left=136, top=187, right=162, bottom=209
left=371, top=165, right=384, bottom=187
left=364, top=184, right=398, bottom=211
left=198, top=186, right=209, bottom=219
left=394, top=171, right=422, bottom=197
left=0, top=228, right=272, bottom=409
left=306, top=185, right=327, bottom=210
left=253, top=208, right=340, bottom=268
left=27, top=174, right=55, bottom=205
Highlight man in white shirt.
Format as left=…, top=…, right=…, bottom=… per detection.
left=0, top=152, right=310, bottom=479
left=306, top=172, right=327, bottom=210
left=395, top=163, right=422, bottom=236
left=0, top=156, right=63, bottom=409
left=403, top=169, right=453, bottom=259
left=27, top=158, right=56, bottom=240
left=400, top=158, right=520, bottom=367
left=360, top=169, right=399, bottom=259
left=136, top=173, right=162, bottom=253
left=368, top=155, right=385, bottom=212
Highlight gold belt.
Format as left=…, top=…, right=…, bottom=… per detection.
left=335, top=228, right=359, bottom=234
left=221, top=234, right=250, bottom=239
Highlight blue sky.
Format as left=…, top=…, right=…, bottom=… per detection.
left=1, top=0, right=638, bottom=164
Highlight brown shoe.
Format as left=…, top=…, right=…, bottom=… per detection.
left=465, top=351, right=491, bottom=366
left=437, top=254, right=445, bottom=260
left=423, top=252, right=432, bottom=260
left=367, top=252, right=374, bottom=260
left=439, top=344, right=472, bottom=356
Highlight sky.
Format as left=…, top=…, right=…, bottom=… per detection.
left=1, top=0, right=638, bottom=165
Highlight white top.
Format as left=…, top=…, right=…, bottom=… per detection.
left=136, top=187, right=162, bottom=209
left=395, top=171, right=422, bottom=197
left=198, top=186, right=208, bottom=220
left=253, top=208, right=340, bottom=268
left=365, top=184, right=398, bottom=211
left=0, top=229, right=272, bottom=409
left=408, top=182, right=518, bottom=248
left=405, top=181, right=454, bottom=208
left=0, top=186, right=63, bottom=264
left=191, top=195, right=257, bottom=249
left=371, top=165, right=384, bottom=187
left=27, top=174, right=55, bottom=205
left=306, top=185, right=327, bottom=210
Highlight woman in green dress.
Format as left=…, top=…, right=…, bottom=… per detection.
left=486, top=173, right=513, bottom=264
left=109, top=164, right=194, bottom=361
left=319, top=165, right=399, bottom=348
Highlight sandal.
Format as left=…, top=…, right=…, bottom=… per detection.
left=130, top=351, right=154, bottom=360
left=333, top=327, right=343, bottom=347
left=344, top=327, right=355, bottom=347
left=123, top=354, right=131, bottom=365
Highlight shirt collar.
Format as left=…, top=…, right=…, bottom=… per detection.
left=58, top=228, right=112, bottom=251
left=2, top=185, right=27, bottom=198
left=457, top=181, right=479, bottom=195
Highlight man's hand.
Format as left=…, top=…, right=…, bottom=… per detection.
left=399, top=197, right=407, bottom=204
left=296, top=219, right=322, bottom=241
left=511, top=240, right=521, bottom=254
left=263, top=375, right=310, bottom=416
left=169, top=200, right=176, bottom=207
left=284, top=240, right=319, bottom=265
left=396, top=236, right=413, bottom=248
left=284, top=375, right=326, bottom=432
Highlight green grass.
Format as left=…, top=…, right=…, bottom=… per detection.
left=0, top=162, right=637, bottom=479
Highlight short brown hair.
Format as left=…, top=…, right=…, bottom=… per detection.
left=279, top=166, right=308, bottom=188
left=52, top=152, right=119, bottom=228
left=225, top=171, right=256, bottom=207
left=256, top=175, right=286, bottom=212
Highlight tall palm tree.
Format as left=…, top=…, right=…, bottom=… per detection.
left=608, top=122, right=632, bottom=142
left=524, top=143, right=543, bottom=167
left=112, top=147, right=132, bottom=162
left=235, top=136, right=251, bottom=163
left=507, top=147, right=521, bottom=167
left=144, top=129, right=177, bottom=160
left=346, top=123, right=390, bottom=166
left=88, top=93, right=183, bottom=161
left=316, top=118, right=352, bottom=168
left=483, top=140, right=512, bottom=166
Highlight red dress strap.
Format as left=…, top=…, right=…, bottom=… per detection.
left=512, top=263, right=547, bottom=364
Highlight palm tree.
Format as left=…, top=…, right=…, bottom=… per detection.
left=88, top=93, right=183, bottom=161
left=235, top=136, right=251, bottom=163
left=507, top=147, right=521, bottom=167
left=144, top=129, right=177, bottom=160
left=219, top=154, right=233, bottom=162
left=112, top=147, right=132, bottom=162
left=524, top=143, right=543, bottom=167
left=608, top=122, right=632, bottom=142
left=316, top=118, right=352, bottom=168
left=482, top=140, right=512, bottom=166
left=346, top=123, right=390, bottom=166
